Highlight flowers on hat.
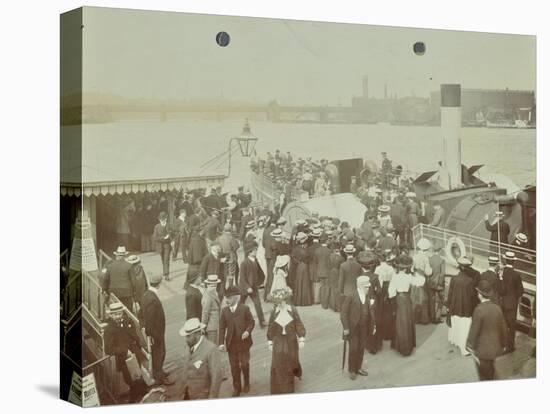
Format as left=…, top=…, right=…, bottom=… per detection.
left=267, top=286, right=293, bottom=304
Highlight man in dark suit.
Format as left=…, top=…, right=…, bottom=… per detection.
left=103, top=302, right=148, bottom=403
left=341, top=275, right=372, bottom=380
left=153, top=211, right=173, bottom=281
left=140, top=272, right=173, bottom=386
left=500, top=251, right=524, bottom=353
left=447, top=257, right=477, bottom=356
left=199, top=243, right=226, bottom=299
left=102, top=246, right=135, bottom=312
left=484, top=212, right=510, bottom=253
left=239, top=242, right=267, bottom=328
left=219, top=286, right=255, bottom=396
left=338, top=244, right=362, bottom=297
left=185, top=268, right=204, bottom=320
left=466, top=280, right=507, bottom=381
left=479, top=256, right=503, bottom=305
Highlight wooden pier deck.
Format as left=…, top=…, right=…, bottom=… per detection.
left=133, top=252, right=535, bottom=401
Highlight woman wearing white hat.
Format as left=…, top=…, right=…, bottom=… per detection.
left=270, top=255, right=291, bottom=295
left=266, top=287, right=306, bottom=394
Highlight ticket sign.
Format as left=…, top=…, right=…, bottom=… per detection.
left=67, top=371, right=82, bottom=406
left=69, top=215, right=99, bottom=272
left=69, top=237, right=99, bottom=272
left=67, top=371, right=101, bottom=407
left=82, top=373, right=101, bottom=407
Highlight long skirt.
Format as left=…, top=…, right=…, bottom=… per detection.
left=391, top=294, right=416, bottom=356
left=293, top=263, right=313, bottom=306
left=380, top=295, right=395, bottom=341
left=448, top=315, right=472, bottom=355
left=411, top=285, right=430, bottom=325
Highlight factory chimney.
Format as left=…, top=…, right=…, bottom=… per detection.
left=384, top=83, right=388, bottom=99
left=362, top=76, right=369, bottom=99
left=440, top=84, right=462, bottom=190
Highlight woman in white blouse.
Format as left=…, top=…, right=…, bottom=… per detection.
left=388, top=254, right=425, bottom=356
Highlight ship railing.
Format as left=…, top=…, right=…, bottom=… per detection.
left=412, top=223, right=536, bottom=284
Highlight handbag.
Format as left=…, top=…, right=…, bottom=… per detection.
left=125, top=352, right=142, bottom=381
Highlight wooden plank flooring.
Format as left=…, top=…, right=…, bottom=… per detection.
left=134, top=252, right=535, bottom=402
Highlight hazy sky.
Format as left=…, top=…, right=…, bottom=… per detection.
left=79, top=7, right=536, bottom=105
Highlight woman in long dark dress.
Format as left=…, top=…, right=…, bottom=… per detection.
left=388, top=254, right=423, bottom=356
left=267, top=287, right=307, bottom=394
left=290, top=232, right=313, bottom=306
left=375, top=251, right=397, bottom=340
left=328, top=244, right=345, bottom=312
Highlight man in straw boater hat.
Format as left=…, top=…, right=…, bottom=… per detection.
left=153, top=211, right=174, bottom=281
left=103, top=302, right=148, bottom=403
left=377, top=204, right=392, bottom=232
left=201, top=274, right=222, bottom=345
left=140, top=272, right=174, bottom=386
left=239, top=241, right=267, bottom=328
left=218, top=286, right=255, bottom=397
left=102, top=246, right=136, bottom=313
left=178, top=318, right=223, bottom=400
left=447, top=256, right=477, bottom=356
left=466, top=280, right=507, bottom=381
left=341, top=275, right=373, bottom=380
left=339, top=244, right=362, bottom=298
left=484, top=210, right=510, bottom=254
left=500, top=251, right=524, bottom=353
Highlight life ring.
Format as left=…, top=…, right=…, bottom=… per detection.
left=445, top=236, right=467, bottom=267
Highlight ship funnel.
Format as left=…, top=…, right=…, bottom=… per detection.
left=440, top=84, right=462, bottom=190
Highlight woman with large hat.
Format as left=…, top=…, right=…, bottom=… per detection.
left=289, top=232, right=313, bottom=306
left=266, top=287, right=306, bottom=394
left=388, top=254, right=423, bottom=356
left=270, top=255, right=291, bottom=295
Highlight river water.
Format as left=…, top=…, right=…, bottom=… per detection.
left=81, top=119, right=536, bottom=188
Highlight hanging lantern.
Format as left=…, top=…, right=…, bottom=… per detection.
left=235, top=119, right=258, bottom=157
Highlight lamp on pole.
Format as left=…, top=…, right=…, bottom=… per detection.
left=227, top=119, right=258, bottom=177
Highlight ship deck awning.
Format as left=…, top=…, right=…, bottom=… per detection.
left=61, top=123, right=229, bottom=197
left=60, top=174, right=226, bottom=197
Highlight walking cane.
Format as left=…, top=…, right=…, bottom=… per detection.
left=341, top=333, right=348, bottom=372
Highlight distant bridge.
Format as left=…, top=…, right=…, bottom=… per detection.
left=83, top=103, right=366, bottom=123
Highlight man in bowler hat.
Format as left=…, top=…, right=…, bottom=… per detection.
left=153, top=211, right=173, bottom=280
left=219, top=286, right=256, bottom=396
left=466, top=280, right=507, bottom=381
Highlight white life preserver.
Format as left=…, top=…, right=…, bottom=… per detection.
left=445, top=236, right=467, bottom=267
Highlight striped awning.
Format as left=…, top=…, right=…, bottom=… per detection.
left=60, top=175, right=226, bottom=197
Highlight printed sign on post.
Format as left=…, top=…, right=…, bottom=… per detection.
left=82, top=373, right=101, bottom=407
